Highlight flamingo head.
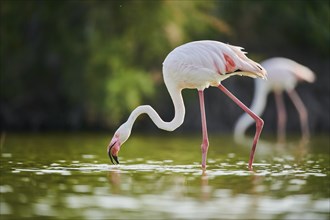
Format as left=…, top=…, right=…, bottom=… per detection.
left=107, top=123, right=131, bottom=164
left=227, top=45, right=267, bottom=79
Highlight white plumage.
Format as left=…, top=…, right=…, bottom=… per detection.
left=163, top=41, right=266, bottom=90
left=107, top=40, right=267, bottom=170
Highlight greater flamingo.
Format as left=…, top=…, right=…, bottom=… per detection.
left=234, top=57, right=315, bottom=143
left=108, top=40, right=267, bottom=170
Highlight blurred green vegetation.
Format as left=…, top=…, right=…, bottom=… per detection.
left=219, top=0, right=329, bottom=55
left=0, top=0, right=329, bottom=132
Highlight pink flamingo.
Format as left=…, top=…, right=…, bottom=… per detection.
left=234, top=57, right=315, bottom=143
left=107, top=40, right=267, bottom=170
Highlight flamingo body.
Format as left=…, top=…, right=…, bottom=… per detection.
left=163, top=41, right=265, bottom=90
left=234, top=57, right=315, bottom=142
left=108, top=40, right=267, bottom=169
left=260, top=57, right=315, bottom=91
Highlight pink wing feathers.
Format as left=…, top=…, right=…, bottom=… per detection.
left=164, top=40, right=266, bottom=79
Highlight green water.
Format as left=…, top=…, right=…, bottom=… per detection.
left=0, top=133, right=329, bottom=220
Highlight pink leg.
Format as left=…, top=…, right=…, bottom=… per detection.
left=198, top=90, right=209, bottom=169
left=287, top=89, right=310, bottom=139
left=274, top=91, right=287, bottom=143
left=218, top=84, right=264, bottom=170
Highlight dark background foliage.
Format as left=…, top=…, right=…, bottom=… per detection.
left=1, top=0, right=329, bottom=135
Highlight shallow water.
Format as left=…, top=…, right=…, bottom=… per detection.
left=0, top=133, right=329, bottom=219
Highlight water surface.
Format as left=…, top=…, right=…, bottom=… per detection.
left=0, top=133, right=329, bottom=219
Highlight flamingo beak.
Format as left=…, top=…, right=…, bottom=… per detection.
left=109, top=152, right=119, bottom=164
left=107, top=139, right=120, bottom=165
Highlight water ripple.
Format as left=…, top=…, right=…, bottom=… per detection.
left=12, top=159, right=328, bottom=178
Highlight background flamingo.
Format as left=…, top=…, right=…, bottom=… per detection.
left=234, top=57, right=315, bottom=143
left=107, top=40, right=267, bottom=170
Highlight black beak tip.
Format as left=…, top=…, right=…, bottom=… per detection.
left=113, top=155, right=119, bottom=164
left=108, top=150, right=119, bottom=165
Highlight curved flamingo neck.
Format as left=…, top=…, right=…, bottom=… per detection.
left=125, top=85, right=185, bottom=133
